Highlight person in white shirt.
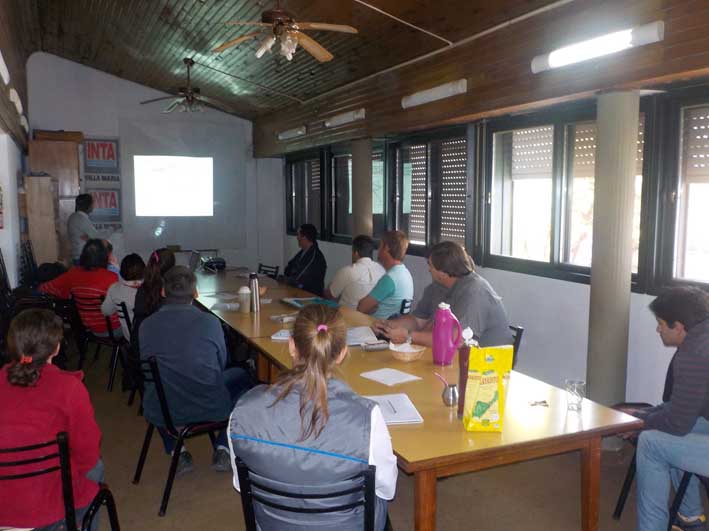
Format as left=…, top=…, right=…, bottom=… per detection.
left=324, top=235, right=385, bottom=309
left=100, top=253, right=145, bottom=340
left=67, top=194, right=108, bottom=264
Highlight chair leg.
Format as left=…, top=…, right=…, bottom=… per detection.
left=208, top=431, right=217, bottom=447
left=94, top=342, right=101, bottom=361
left=133, top=423, right=154, bottom=484
left=127, top=388, right=137, bottom=406
left=667, top=472, right=693, bottom=531
left=107, top=345, right=120, bottom=392
left=159, top=434, right=185, bottom=517
left=77, top=336, right=88, bottom=371
left=613, top=450, right=637, bottom=520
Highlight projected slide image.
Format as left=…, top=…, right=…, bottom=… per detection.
left=134, top=155, right=214, bottom=216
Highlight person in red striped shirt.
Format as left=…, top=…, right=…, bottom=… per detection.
left=39, top=239, right=121, bottom=337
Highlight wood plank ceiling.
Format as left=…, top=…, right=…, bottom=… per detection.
left=13, top=0, right=560, bottom=121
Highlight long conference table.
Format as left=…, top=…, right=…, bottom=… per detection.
left=195, top=270, right=642, bottom=531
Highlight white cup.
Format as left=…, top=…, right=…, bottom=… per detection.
left=238, top=286, right=251, bottom=314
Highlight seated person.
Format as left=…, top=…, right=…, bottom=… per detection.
left=374, top=241, right=512, bottom=347
left=140, top=266, right=253, bottom=474
left=358, top=230, right=413, bottom=319
left=39, top=239, right=121, bottom=337
left=629, top=286, right=709, bottom=531
left=0, top=309, right=103, bottom=530
left=283, top=223, right=327, bottom=296
left=228, top=304, right=396, bottom=530
left=101, top=253, right=145, bottom=340
left=324, top=235, right=385, bottom=309
left=104, top=241, right=120, bottom=276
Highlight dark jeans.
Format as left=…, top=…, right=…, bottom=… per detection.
left=158, top=367, right=253, bottom=454
left=35, top=459, right=105, bottom=531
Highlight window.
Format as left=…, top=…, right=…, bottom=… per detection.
left=487, top=111, right=645, bottom=273
left=491, top=126, right=554, bottom=261
left=394, top=134, right=468, bottom=249
left=563, top=117, right=645, bottom=271
left=287, top=157, right=321, bottom=232
left=674, top=105, right=709, bottom=282
left=372, top=150, right=387, bottom=236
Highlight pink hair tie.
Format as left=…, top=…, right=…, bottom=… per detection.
left=316, top=324, right=328, bottom=333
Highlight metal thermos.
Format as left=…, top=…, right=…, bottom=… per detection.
left=249, top=273, right=260, bottom=313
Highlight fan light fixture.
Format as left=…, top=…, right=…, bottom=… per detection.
left=255, top=35, right=276, bottom=59
left=324, top=108, right=366, bottom=128
left=401, top=79, right=467, bottom=109
left=0, top=50, right=9, bottom=85
left=277, top=126, right=306, bottom=141
left=531, top=21, right=664, bottom=74
left=8, top=88, right=22, bottom=114
left=20, top=115, right=28, bottom=133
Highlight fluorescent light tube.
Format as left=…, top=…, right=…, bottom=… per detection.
left=531, top=20, right=664, bottom=74
left=277, top=126, right=306, bottom=141
left=324, top=108, right=366, bottom=128
left=0, top=50, right=9, bottom=84
left=401, top=79, right=467, bottom=109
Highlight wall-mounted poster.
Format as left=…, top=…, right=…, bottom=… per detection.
left=84, top=138, right=121, bottom=231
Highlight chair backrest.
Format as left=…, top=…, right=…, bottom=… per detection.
left=0, top=247, right=12, bottom=300
left=509, top=325, right=524, bottom=368
left=235, top=457, right=377, bottom=531
left=117, top=302, right=133, bottom=336
left=71, top=292, right=117, bottom=340
left=138, top=357, right=178, bottom=435
left=257, top=263, right=280, bottom=279
left=399, top=298, right=412, bottom=315
left=0, top=431, right=77, bottom=530
left=20, top=241, right=38, bottom=287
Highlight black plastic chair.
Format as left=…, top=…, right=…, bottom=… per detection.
left=71, top=292, right=125, bottom=391
left=258, top=263, right=280, bottom=279
left=0, top=431, right=120, bottom=531
left=20, top=240, right=39, bottom=288
left=0, top=247, right=12, bottom=302
left=235, top=457, right=392, bottom=531
left=399, top=299, right=412, bottom=316
left=132, top=356, right=228, bottom=516
left=509, top=325, right=524, bottom=369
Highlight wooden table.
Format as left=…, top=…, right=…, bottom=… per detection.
left=197, top=272, right=642, bottom=531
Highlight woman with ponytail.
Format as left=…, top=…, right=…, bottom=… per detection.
left=0, top=309, right=102, bottom=530
left=228, top=305, right=397, bottom=530
left=131, top=247, right=175, bottom=352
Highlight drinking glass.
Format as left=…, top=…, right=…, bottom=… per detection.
left=565, top=379, right=585, bottom=411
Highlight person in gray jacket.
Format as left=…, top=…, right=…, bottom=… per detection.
left=228, top=305, right=397, bottom=530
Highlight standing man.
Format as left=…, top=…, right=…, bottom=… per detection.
left=67, top=194, right=103, bottom=265
left=357, top=230, right=413, bottom=319
left=324, top=235, right=385, bottom=309
left=283, top=223, right=327, bottom=296
left=374, top=241, right=512, bottom=347
left=631, top=286, right=709, bottom=531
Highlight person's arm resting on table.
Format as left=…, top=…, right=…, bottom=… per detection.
left=358, top=274, right=393, bottom=315
left=324, top=267, right=349, bottom=301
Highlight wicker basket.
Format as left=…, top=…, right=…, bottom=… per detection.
left=391, top=347, right=425, bottom=363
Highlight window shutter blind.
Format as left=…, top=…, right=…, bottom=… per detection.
left=682, top=106, right=709, bottom=182
left=511, top=126, right=554, bottom=179
left=306, top=159, right=321, bottom=231
left=439, top=137, right=467, bottom=245
left=408, top=143, right=428, bottom=245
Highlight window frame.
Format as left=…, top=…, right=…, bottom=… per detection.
left=285, top=149, right=324, bottom=236
left=478, top=100, right=656, bottom=290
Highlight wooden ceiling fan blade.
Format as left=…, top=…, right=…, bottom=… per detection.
left=297, top=22, right=358, bottom=34
left=140, top=95, right=179, bottom=105
left=198, top=95, right=235, bottom=114
left=162, top=99, right=183, bottom=113
left=296, top=32, right=334, bottom=62
left=212, top=31, right=264, bottom=53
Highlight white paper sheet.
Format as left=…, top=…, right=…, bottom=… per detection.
left=346, top=326, right=378, bottom=347
left=360, top=368, right=422, bottom=386
left=271, top=329, right=292, bottom=342
left=365, top=394, right=423, bottom=425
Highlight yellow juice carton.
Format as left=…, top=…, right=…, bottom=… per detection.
left=460, top=343, right=514, bottom=432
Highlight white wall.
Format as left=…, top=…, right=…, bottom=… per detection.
left=27, top=52, right=284, bottom=268
left=0, top=134, right=21, bottom=287
left=286, top=236, right=673, bottom=404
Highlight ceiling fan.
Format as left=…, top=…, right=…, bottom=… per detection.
left=140, top=57, right=233, bottom=114
left=213, top=1, right=358, bottom=62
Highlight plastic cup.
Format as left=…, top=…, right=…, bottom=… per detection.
left=565, top=379, right=585, bottom=411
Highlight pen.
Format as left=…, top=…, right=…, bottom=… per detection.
left=387, top=400, right=397, bottom=414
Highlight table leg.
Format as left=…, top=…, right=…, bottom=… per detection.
left=256, top=354, right=270, bottom=383
left=581, top=437, right=601, bottom=531
left=414, top=469, right=437, bottom=531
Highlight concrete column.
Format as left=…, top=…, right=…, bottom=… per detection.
left=351, top=138, right=373, bottom=237
left=586, top=91, right=640, bottom=405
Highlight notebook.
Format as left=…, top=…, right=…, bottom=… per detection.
left=281, top=297, right=339, bottom=309
left=346, top=326, right=378, bottom=347
left=364, top=393, right=423, bottom=425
